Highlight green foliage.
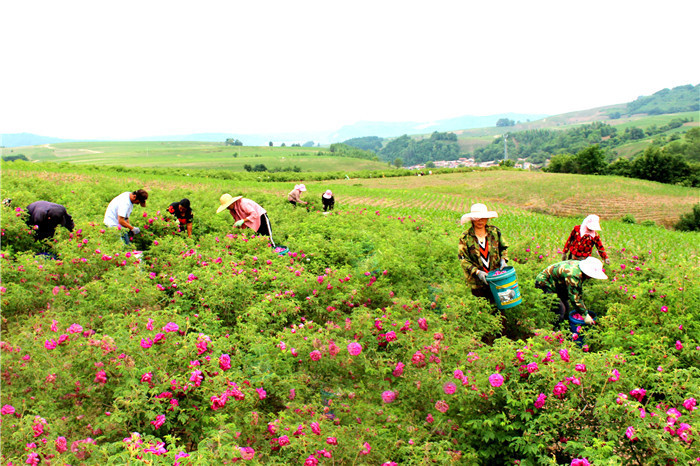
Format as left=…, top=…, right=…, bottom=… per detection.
left=1, top=154, right=29, bottom=162
left=576, top=145, right=608, bottom=175
left=621, top=214, right=636, bottom=224
left=342, top=136, right=384, bottom=152
left=379, top=132, right=460, bottom=166
left=674, top=203, right=700, bottom=231
left=630, top=146, right=691, bottom=184
left=224, top=138, right=243, bottom=146
left=496, top=118, right=515, bottom=127
left=627, top=84, right=699, bottom=115
left=327, top=143, right=378, bottom=161
left=1, top=164, right=698, bottom=465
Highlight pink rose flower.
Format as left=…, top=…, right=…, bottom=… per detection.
left=219, top=354, right=231, bottom=371
left=381, top=390, right=396, bottom=403
left=347, top=342, right=362, bottom=356
left=151, top=414, right=166, bottom=429
left=683, top=398, right=697, bottom=411
left=392, top=362, right=405, bottom=377
left=443, top=382, right=457, bottom=395
left=559, top=348, right=570, bottom=362
left=553, top=382, right=568, bottom=399
left=488, top=373, right=504, bottom=387
left=310, top=350, right=322, bottom=361
left=1, top=405, right=16, bottom=415
left=534, top=393, right=547, bottom=409
left=435, top=400, right=449, bottom=413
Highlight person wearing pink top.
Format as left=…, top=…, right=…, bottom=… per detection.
left=216, top=194, right=275, bottom=246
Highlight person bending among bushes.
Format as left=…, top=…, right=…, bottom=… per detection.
left=322, top=190, right=335, bottom=212
left=167, top=198, right=193, bottom=238
left=535, top=257, right=607, bottom=327
left=217, top=193, right=275, bottom=247
left=562, top=214, right=609, bottom=264
left=26, top=201, right=74, bottom=241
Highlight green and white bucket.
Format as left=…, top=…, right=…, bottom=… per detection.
left=486, top=266, right=522, bottom=309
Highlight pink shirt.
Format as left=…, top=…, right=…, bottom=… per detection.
left=230, top=198, right=267, bottom=231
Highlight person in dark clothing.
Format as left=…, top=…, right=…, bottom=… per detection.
left=322, top=190, right=335, bottom=212
left=167, top=198, right=193, bottom=238
left=26, top=201, right=75, bottom=241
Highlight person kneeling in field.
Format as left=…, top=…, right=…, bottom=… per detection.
left=217, top=193, right=275, bottom=247
left=167, top=198, right=193, bottom=238
left=26, top=201, right=75, bottom=241
left=458, top=203, right=508, bottom=302
left=535, top=257, right=607, bottom=327
left=104, top=189, right=148, bottom=245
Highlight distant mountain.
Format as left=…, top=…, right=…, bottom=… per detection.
left=329, top=113, right=547, bottom=141
left=0, top=133, right=77, bottom=148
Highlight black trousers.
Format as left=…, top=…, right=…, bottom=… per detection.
left=256, top=213, right=275, bottom=247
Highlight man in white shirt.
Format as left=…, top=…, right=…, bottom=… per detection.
left=104, top=189, right=148, bottom=244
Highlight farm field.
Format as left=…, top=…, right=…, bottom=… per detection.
left=1, top=163, right=698, bottom=465
left=0, top=142, right=390, bottom=173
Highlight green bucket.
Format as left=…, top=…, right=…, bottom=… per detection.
left=486, top=266, right=522, bottom=309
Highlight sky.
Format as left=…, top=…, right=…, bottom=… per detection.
left=2, top=0, right=699, bottom=140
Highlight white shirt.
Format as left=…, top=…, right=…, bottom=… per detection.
left=104, top=192, right=134, bottom=227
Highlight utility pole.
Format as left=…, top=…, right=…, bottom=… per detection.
left=503, top=133, right=508, bottom=161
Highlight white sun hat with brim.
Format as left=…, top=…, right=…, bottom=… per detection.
left=323, top=190, right=333, bottom=199
left=460, top=203, right=498, bottom=224
left=579, top=256, right=608, bottom=280
left=296, top=184, right=307, bottom=192
left=216, top=193, right=243, bottom=214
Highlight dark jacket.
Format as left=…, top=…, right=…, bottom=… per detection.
left=26, top=201, right=74, bottom=240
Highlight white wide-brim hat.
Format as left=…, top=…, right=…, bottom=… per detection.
left=322, top=190, right=333, bottom=199
left=579, top=257, right=608, bottom=280
left=295, top=184, right=307, bottom=192
left=216, top=193, right=243, bottom=214
left=460, top=203, right=498, bottom=224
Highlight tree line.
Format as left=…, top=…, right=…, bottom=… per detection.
left=545, top=128, right=699, bottom=187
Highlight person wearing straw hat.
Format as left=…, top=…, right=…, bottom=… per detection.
left=288, top=184, right=308, bottom=207
left=458, top=203, right=509, bottom=301
left=216, top=194, right=275, bottom=247
left=562, top=214, right=609, bottom=264
left=535, top=257, right=608, bottom=327
left=321, top=190, right=335, bottom=212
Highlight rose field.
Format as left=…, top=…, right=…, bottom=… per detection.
left=0, top=162, right=698, bottom=465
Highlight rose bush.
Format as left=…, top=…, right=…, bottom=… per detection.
left=1, top=165, right=697, bottom=465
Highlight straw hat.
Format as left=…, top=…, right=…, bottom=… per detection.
left=216, top=193, right=243, bottom=214
left=323, top=190, right=333, bottom=199
left=460, top=203, right=498, bottom=224
left=579, top=257, right=608, bottom=280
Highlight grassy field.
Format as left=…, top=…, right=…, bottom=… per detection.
left=4, top=163, right=697, bottom=227
left=0, top=141, right=391, bottom=172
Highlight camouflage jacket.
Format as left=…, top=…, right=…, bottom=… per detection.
left=535, top=260, right=589, bottom=315
left=458, top=225, right=508, bottom=289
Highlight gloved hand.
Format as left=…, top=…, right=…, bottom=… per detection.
left=131, top=227, right=140, bottom=235
left=234, top=219, right=245, bottom=227
left=604, top=258, right=610, bottom=265
left=499, top=258, right=507, bottom=270
left=476, top=270, right=488, bottom=284
left=584, top=314, right=595, bottom=325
